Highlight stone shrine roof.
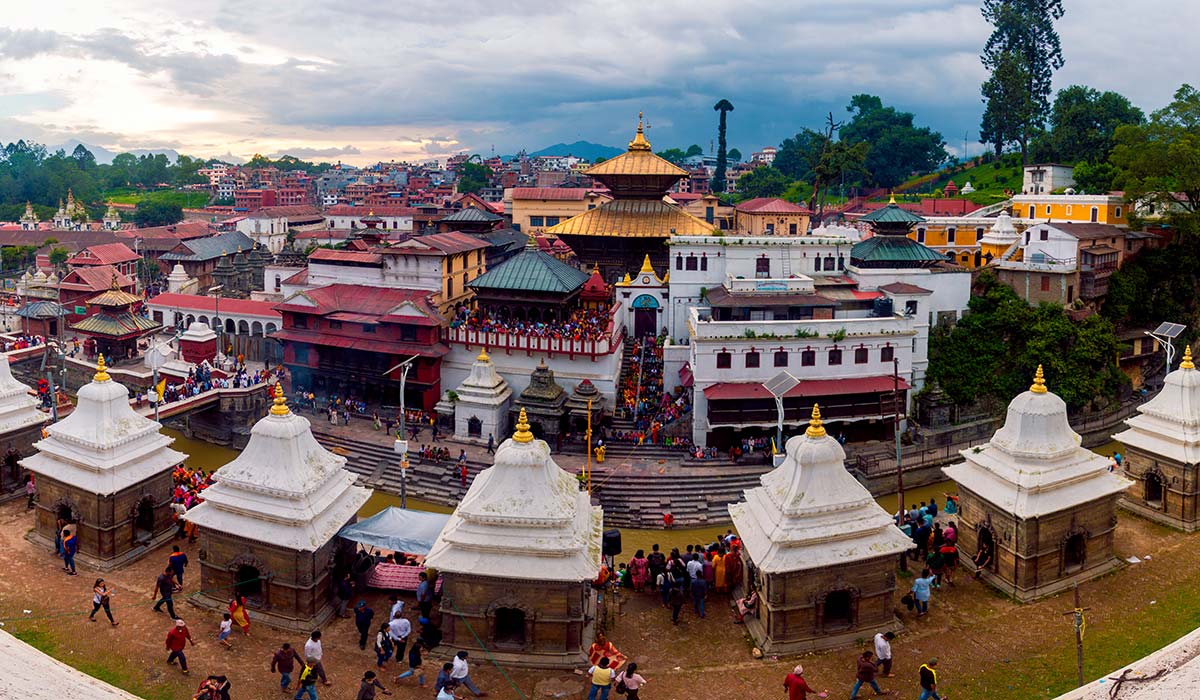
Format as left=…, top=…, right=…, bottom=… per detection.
left=0, top=353, right=46, bottom=437
left=943, top=366, right=1131, bottom=518
left=425, top=408, right=603, bottom=581
left=728, top=405, right=911, bottom=573
left=1113, top=346, right=1200, bottom=464
left=183, top=385, right=372, bottom=551
left=20, top=356, right=185, bottom=496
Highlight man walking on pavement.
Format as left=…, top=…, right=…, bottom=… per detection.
left=304, top=629, right=333, bottom=686
left=486, top=434, right=494, bottom=454
left=450, top=650, right=487, bottom=697
left=165, top=618, right=195, bottom=674
left=874, top=631, right=896, bottom=677
left=918, top=658, right=943, bottom=700
left=355, top=601, right=375, bottom=650
left=152, top=566, right=178, bottom=618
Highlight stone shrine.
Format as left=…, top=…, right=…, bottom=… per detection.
left=511, top=359, right=568, bottom=444
left=943, top=366, right=1132, bottom=600
left=22, top=356, right=186, bottom=569
left=0, top=352, right=47, bottom=498
left=565, top=379, right=606, bottom=434
left=1113, top=346, right=1200, bottom=530
left=728, top=405, right=911, bottom=654
left=426, top=408, right=603, bottom=668
left=183, top=385, right=371, bottom=630
left=453, top=350, right=512, bottom=445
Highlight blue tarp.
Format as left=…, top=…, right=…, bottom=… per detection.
left=337, top=507, right=450, bottom=554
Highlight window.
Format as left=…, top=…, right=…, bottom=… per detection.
left=1028, top=205, right=1035, bottom=218
left=801, top=349, right=816, bottom=366
left=905, top=300, right=918, bottom=315
left=447, top=277, right=455, bottom=297
left=1046, top=205, right=1052, bottom=216
left=676, top=255, right=683, bottom=270
left=745, top=351, right=760, bottom=368
left=1115, top=206, right=1123, bottom=219
left=916, top=228, right=926, bottom=243
left=838, top=255, right=845, bottom=271
left=1066, top=205, right=1073, bottom=215
left=685, top=256, right=698, bottom=271
left=1090, top=207, right=1099, bottom=222
left=400, top=326, right=416, bottom=342
left=293, top=316, right=308, bottom=329
left=1041, top=275, right=1051, bottom=292
left=854, top=347, right=868, bottom=364
left=774, top=350, right=788, bottom=367
left=881, top=345, right=894, bottom=363
left=529, top=216, right=544, bottom=227
left=1067, top=285, right=1073, bottom=303
left=789, top=223, right=798, bottom=235
left=328, top=320, right=343, bottom=329
left=765, top=223, right=775, bottom=235
left=362, top=324, right=376, bottom=333
left=705, top=206, right=714, bottom=223
left=700, top=255, right=708, bottom=271
left=756, top=257, right=770, bottom=278
left=716, top=352, right=731, bottom=369
left=1040, top=229, right=1048, bottom=241
left=975, top=227, right=984, bottom=242
left=294, top=346, right=308, bottom=363
left=545, top=216, right=560, bottom=226
left=947, top=227, right=956, bottom=244
left=828, top=348, right=842, bottom=365
left=824, top=255, right=835, bottom=271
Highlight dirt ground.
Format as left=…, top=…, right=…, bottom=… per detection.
left=0, top=499, right=1197, bottom=700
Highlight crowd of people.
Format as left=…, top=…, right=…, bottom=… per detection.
left=451, top=307, right=613, bottom=343
left=170, top=465, right=214, bottom=543
left=158, top=363, right=276, bottom=406
left=2, top=333, right=44, bottom=352
left=612, top=335, right=693, bottom=447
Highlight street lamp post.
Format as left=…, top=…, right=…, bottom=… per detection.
left=209, top=285, right=224, bottom=364
left=385, top=354, right=419, bottom=436
left=764, top=371, right=800, bottom=465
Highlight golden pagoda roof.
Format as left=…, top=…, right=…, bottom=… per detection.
left=583, top=114, right=689, bottom=179
left=546, top=198, right=715, bottom=238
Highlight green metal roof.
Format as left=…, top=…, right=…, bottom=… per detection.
left=859, top=202, right=926, bottom=225
left=469, top=249, right=591, bottom=294
left=851, top=235, right=946, bottom=265
left=441, top=207, right=502, bottom=223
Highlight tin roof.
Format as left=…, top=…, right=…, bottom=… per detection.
left=468, top=248, right=590, bottom=294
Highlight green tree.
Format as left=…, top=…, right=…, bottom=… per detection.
left=728, top=147, right=742, bottom=162
left=980, top=0, right=1066, bottom=163
left=132, top=200, right=184, bottom=227
left=685, top=144, right=703, bottom=158
left=774, top=129, right=824, bottom=182
left=456, top=161, right=492, bottom=194
left=713, top=99, right=735, bottom=192
left=655, top=148, right=687, bottom=164
left=1110, top=84, right=1200, bottom=236
left=735, top=166, right=790, bottom=199
left=1070, top=161, right=1119, bottom=194
left=70, top=144, right=96, bottom=171
left=839, top=94, right=947, bottom=188
left=1031, top=85, right=1144, bottom=164
left=48, top=246, right=69, bottom=267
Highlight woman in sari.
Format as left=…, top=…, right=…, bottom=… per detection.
left=228, top=595, right=251, bottom=636
left=628, top=550, right=649, bottom=592
left=587, top=632, right=627, bottom=670
left=723, top=545, right=742, bottom=591
left=712, top=550, right=727, bottom=593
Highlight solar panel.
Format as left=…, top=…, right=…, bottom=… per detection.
left=764, top=371, right=800, bottom=398
left=1154, top=322, right=1187, bottom=338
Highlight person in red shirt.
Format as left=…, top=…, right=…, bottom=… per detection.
left=784, top=665, right=828, bottom=700
left=165, top=618, right=196, bottom=674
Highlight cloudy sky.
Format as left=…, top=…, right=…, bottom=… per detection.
left=0, top=0, right=1194, bottom=164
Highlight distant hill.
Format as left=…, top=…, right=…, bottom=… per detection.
left=53, top=139, right=180, bottom=165
left=528, top=141, right=622, bottom=161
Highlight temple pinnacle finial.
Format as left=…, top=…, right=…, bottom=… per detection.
left=806, top=403, right=827, bottom=438
left=513, top=407, right=533, bottom=443
left=639, top=254, right=655, bottom=275
left=477, top=349, right=490, bottom=362
left=94, top=354, right=111, bottom=382
left=629, top=111, right=652, bottom=151
left=888, top=192, right=897, bottom=205
left=1183, top=346, right=1195, bottom=370
left=269, top=383, right=290, bottom=416
left=1030, top=364, right=1048, bottom=394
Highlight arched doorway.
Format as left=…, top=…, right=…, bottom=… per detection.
left=1145, top=471, right=1165, bottom=508
left=1063, top=532, right=1086, bottom=573
left=632, top=295, right=659, bottom=338
left=493, top=607, right=527, bottom=649
left=467, top=416, right=482, bottom=438
left=56, top=500, right=77, bottom=525
left=822, top=589, right=854, bottom=629
left=235, top=564, right=264, bottom=601
left=132, top=496, right=155, bottom=545
left=978, top=525, right=996, bottom=573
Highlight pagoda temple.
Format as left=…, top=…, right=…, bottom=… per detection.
left=511, top=359, right=568, bottom=444
left=453, top=349, right=513, bottom=444
left=183, top=385, right=371, bottom=630
left=578, top=264, right=611, bottom=311
left=70, top=276, right=160, bottom=361
left=0, top=352, right=48, bottom=498
left=851, top=196, right=946, bottom=269
left=547, top=114, right=715, bottom=280
left=425, top=408, right=603, bottom=668
left=1113, top=346, right=1200, bottom=530
left=943, top=366, right=1132, bottom=600
left=21, top=356, right=187, bottom=568
left=466, top=236, right=592, bottom=324
left=728, top=405, right=911, bottom=654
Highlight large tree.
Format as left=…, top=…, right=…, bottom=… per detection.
left=979, top=0, right=1065, bottom=164
left=456, top=161, right=492, bottom=194
left=839, top=94, right=947, bottom=188
left=132, top=200, right=184, bottom=227
left=774, top=123, right=869, bottom=215
left=1110, top=84, right=1200, bottom=236
left=1032, top=85, right=1144, bottom=164
left=712, top=99, right=734, bottom=192
left=735, top=165, right=790, bottom=199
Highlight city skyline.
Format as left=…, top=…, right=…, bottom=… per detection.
left=0, top=0, right=1194, bottom=164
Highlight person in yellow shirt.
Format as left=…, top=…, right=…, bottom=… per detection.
left=583, top=656, right=614, bottom=700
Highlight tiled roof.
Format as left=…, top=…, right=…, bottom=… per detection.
left=87, top=286, right=142, bottom=307
left=15, top=300, right=65, bottom=319
left=468, top=248, right=590, bottom=294
left=1051, top=223, right=1126, bottom=240
left=879, top=282, right=933, bottom=295
left=275, top=284, right=444, bottom=326
left=307, top=248, right=383, bottom=265
left=116, top=221, right=211, bottom=239
left=246, top=205, right=322, bottom=219
left=61, top=266, right=133, bottom=293
left=160, top=231, right=255, bottom=262
left=67, top=242, right=139, bottom=266
left=547, top=198, right=715, bottom=238
left=735, top=198, right=812, bottom=214
left=147, top=293, right=282, bottom=318
left=703, top=376, right=911, bottom=400
left=382, top=231, right=489, bottom=257
left=70, top=310, right=160, bottom=338
left=326, top=205, right=417, bottom=217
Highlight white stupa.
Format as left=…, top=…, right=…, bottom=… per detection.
left=0, top=353, right=47, bottom=437
left=21, top=355, right=185, bottom=496
left=979, top=209, right=1019, bottom=249
left=166, top=263, right=191, bottom=294
left=184, top=385, right=371, bottom=550
left=453, top=349, right=512, bottom=444
left=729, top=405, right=911, bottom=573
left=1114, top=346, right=1200, bottom=464
left=943, top=365, right=1131, bottom=518
left=427, top=407, right=602, bottom=581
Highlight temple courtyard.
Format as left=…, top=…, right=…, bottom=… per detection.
left=0, top=496, right=1195, bottom=700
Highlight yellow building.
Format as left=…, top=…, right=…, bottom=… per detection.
left=1012, top=194, right=1128, bottom=226
left=733, top=198, right=813, bottom=236
left=907, top=214, right=1030, bottom=269
left=380, top=231, right=490, bottom=316
left=507, top=187, right=611, bottom=234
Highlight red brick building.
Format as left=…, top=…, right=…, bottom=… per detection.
left=273, top=284, right=448, bottom=411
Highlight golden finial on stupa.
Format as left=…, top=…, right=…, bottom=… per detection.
left=888, top=192, right=897, bottom=205
left=639, top=254, right=655, bottom=275
left=806, top=403, right=826, bottom=438
left=477, top=349, right=490, bottom=363
left=269, top=383, right=290, bottom=416
left=1183, top=346, right=1195, bottom=370
left=1030, top=364, right=1048, bottom=394
left=628, top=111, right=652, bottom=151
left=94, top=354, right=111, bottom=382
left=513, top=407, right=533, bottom=443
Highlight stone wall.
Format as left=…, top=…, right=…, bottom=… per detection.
left=1120, top=445, right=1196, bottom=531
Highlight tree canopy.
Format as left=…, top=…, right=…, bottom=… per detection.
left=928, top=272, right=1124, bottom=410
left=456, top=161, right=492, bottom=194
left=132, top=200, right=184, bottom=227
left=1032, top=85, right=1144, bottom=164
left=735, top=166, right=790, bottom=199
left=839, top=94, right=947, bottom=188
